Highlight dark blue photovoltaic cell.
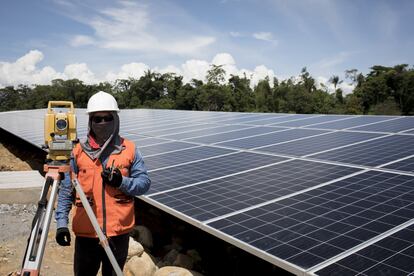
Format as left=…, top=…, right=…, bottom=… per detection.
left=139, top=141, right=197, bottom=156
left=145, top=146, right=235, bottom=170
left=150, top=160, right=360, bottom=221
left=123, top=136, right=168, bottom=147
left=258, top=131, right=383, bottom=157
left=161, top=124, right=248, bottom=140
left=186, top=126, right=284, bottom=144
left=304, top=116, right=395, bottom=130
left=147, top=152, right=287, bottom=194
left=316, top=224, right=414, bottom=275
left=384, top=157, right=414, bottom=172
left=350, top=117, right=414, bottom=133
left=208, top=171, right=414, bottom=269
left=311, top=135, right=414, bottom=167
left=217, top=128, right=328, bottom=149
left=272, top=115, right=351, bottom=127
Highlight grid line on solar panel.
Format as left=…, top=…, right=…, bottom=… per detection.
left=184, top=126, right=286, bottom=144
left=315, top=223, right=414, bottom=275
left=269, top=115, right=352, bottom=128
left=122, top=136, right=169, bottom=147
left=207, top=170, right=414, bottom=270
left=217, top=128, right=329, bottom=149
left=150, top=159, right=361, bottom=221
left=256, top=131, right=384, bottom=157
left=147, top=151, right=288, bottom=195
left=401, top=128, right=414, bottom=134
left=310, top=134, right=414, bottom=167
left=382, top=155, right=414, bottom=173
left=347, top=117, right=414, bottom=133
left=139, top=123, right=220, bottom=137
left=145, top=146, right=236, bottom=171
left=139, top=141, right=198, bottom=156
left=161, top=124, right=252, bottom=140
left=302, top=116, right=397, bottom=130
left=238, top=114, right=314, bottom=126
left=295, top=116, right=359, bottom=128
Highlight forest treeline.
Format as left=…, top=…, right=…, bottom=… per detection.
left=1, top=64, right=413, bottom=115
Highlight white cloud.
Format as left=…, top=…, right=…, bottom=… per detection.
left=0, top=50, right=277, bottom=90
left=253, top=32, right=278, bottom=45
left=70, top=35, right=95, bottom=47
left=0, top=50, right=62, bottom=87
left=68, top=1, right=215, bottom=55
left=229, top=31, right=242, bottom=37
left=64, top=63, right=96, bottom=83
left=105, top=62, right=149, bottom=82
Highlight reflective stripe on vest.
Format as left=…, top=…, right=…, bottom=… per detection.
left=71, top=138, right=136, bottom=237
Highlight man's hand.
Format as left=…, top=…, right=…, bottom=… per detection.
left=101, top=167, right=123, bottom=188
left=56, top=227, right=71, bottom=246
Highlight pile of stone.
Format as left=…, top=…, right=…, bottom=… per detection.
left=125, top=225, right=204, bottom=276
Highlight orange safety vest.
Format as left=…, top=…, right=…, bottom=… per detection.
left=71, top=138, right=136, bottom=238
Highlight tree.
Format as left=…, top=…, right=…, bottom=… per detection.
left=206, top=65, right=226, bottom=85
left=228, top=74, right=254, bottom=112
left=254, top=77, right=273, bottom=112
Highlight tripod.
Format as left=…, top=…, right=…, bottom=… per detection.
left=20, top=162, right=123, bottom=276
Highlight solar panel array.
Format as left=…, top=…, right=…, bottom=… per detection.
left=1, top=108, right=414, bottom=275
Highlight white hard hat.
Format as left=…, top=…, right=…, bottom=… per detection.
left=86, top=91, right=120, bottom=114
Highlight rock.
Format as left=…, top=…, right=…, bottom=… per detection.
left=153, top=266, right=204, bottom=276
left=162, top=249, right=179, bottom=266
left=124, top=252, right=157, bottom=276
left=173, top=253, right=194, bottom=270
left=186, top=249, right=201, bottom=264
left=131, top=225, right=153, bottom=249
left=128, top=237, right=144, bottom=259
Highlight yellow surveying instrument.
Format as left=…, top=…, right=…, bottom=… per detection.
left=20, top=101, right=123, bottom=276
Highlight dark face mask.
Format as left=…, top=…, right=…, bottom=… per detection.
left=91, top=121, right=114, bottom=144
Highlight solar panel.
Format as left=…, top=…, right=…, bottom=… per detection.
left=139, top=141, right=197, bottom=156
left=217, top=128, right=328, bottom=149
left=147, top=152, right=287, bottom=194
left=271, top=115, right=352, bottom=127
left=161, top=124, right=249, bottom=140
left=258, top=131, right=384, bottom=157
left=150, top=159, right=360, bottom=221
left=349, top=117, right=414, bottom=133
left=384, top=157, right=414, bottom=172
left=208, top=170, right=414, bottom=271
left=315, top=224, right=414, bottom=275
left=2, top=108, right=414, bottom=275
left=241, top=114, right=315, bottom=125
left=185, top=126, right=285, bottom=144
left=304, top=116, right=397, bottom=130
left=310, top=135, right=414, bottom=167
left=144, top=146, right=235, bottom=170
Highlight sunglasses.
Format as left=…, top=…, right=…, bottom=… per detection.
left=92, top=115, right=114, bottom=123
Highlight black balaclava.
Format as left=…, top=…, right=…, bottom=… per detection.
left=80, top=111, right=123, bottom=161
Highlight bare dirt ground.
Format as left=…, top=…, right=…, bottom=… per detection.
left=0, top=140, right=74, bottom=276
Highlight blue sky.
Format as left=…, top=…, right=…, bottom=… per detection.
left=1, top=0, right=413, bottom=91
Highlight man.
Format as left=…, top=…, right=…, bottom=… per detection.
left=55, top=91, right=151, bottom=276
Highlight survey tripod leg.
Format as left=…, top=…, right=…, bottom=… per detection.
left=72, top=178, right=123, bottom=276
left=20, top=168, right=62, bottom=276
left=21, top=166, right=123, bottom=276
